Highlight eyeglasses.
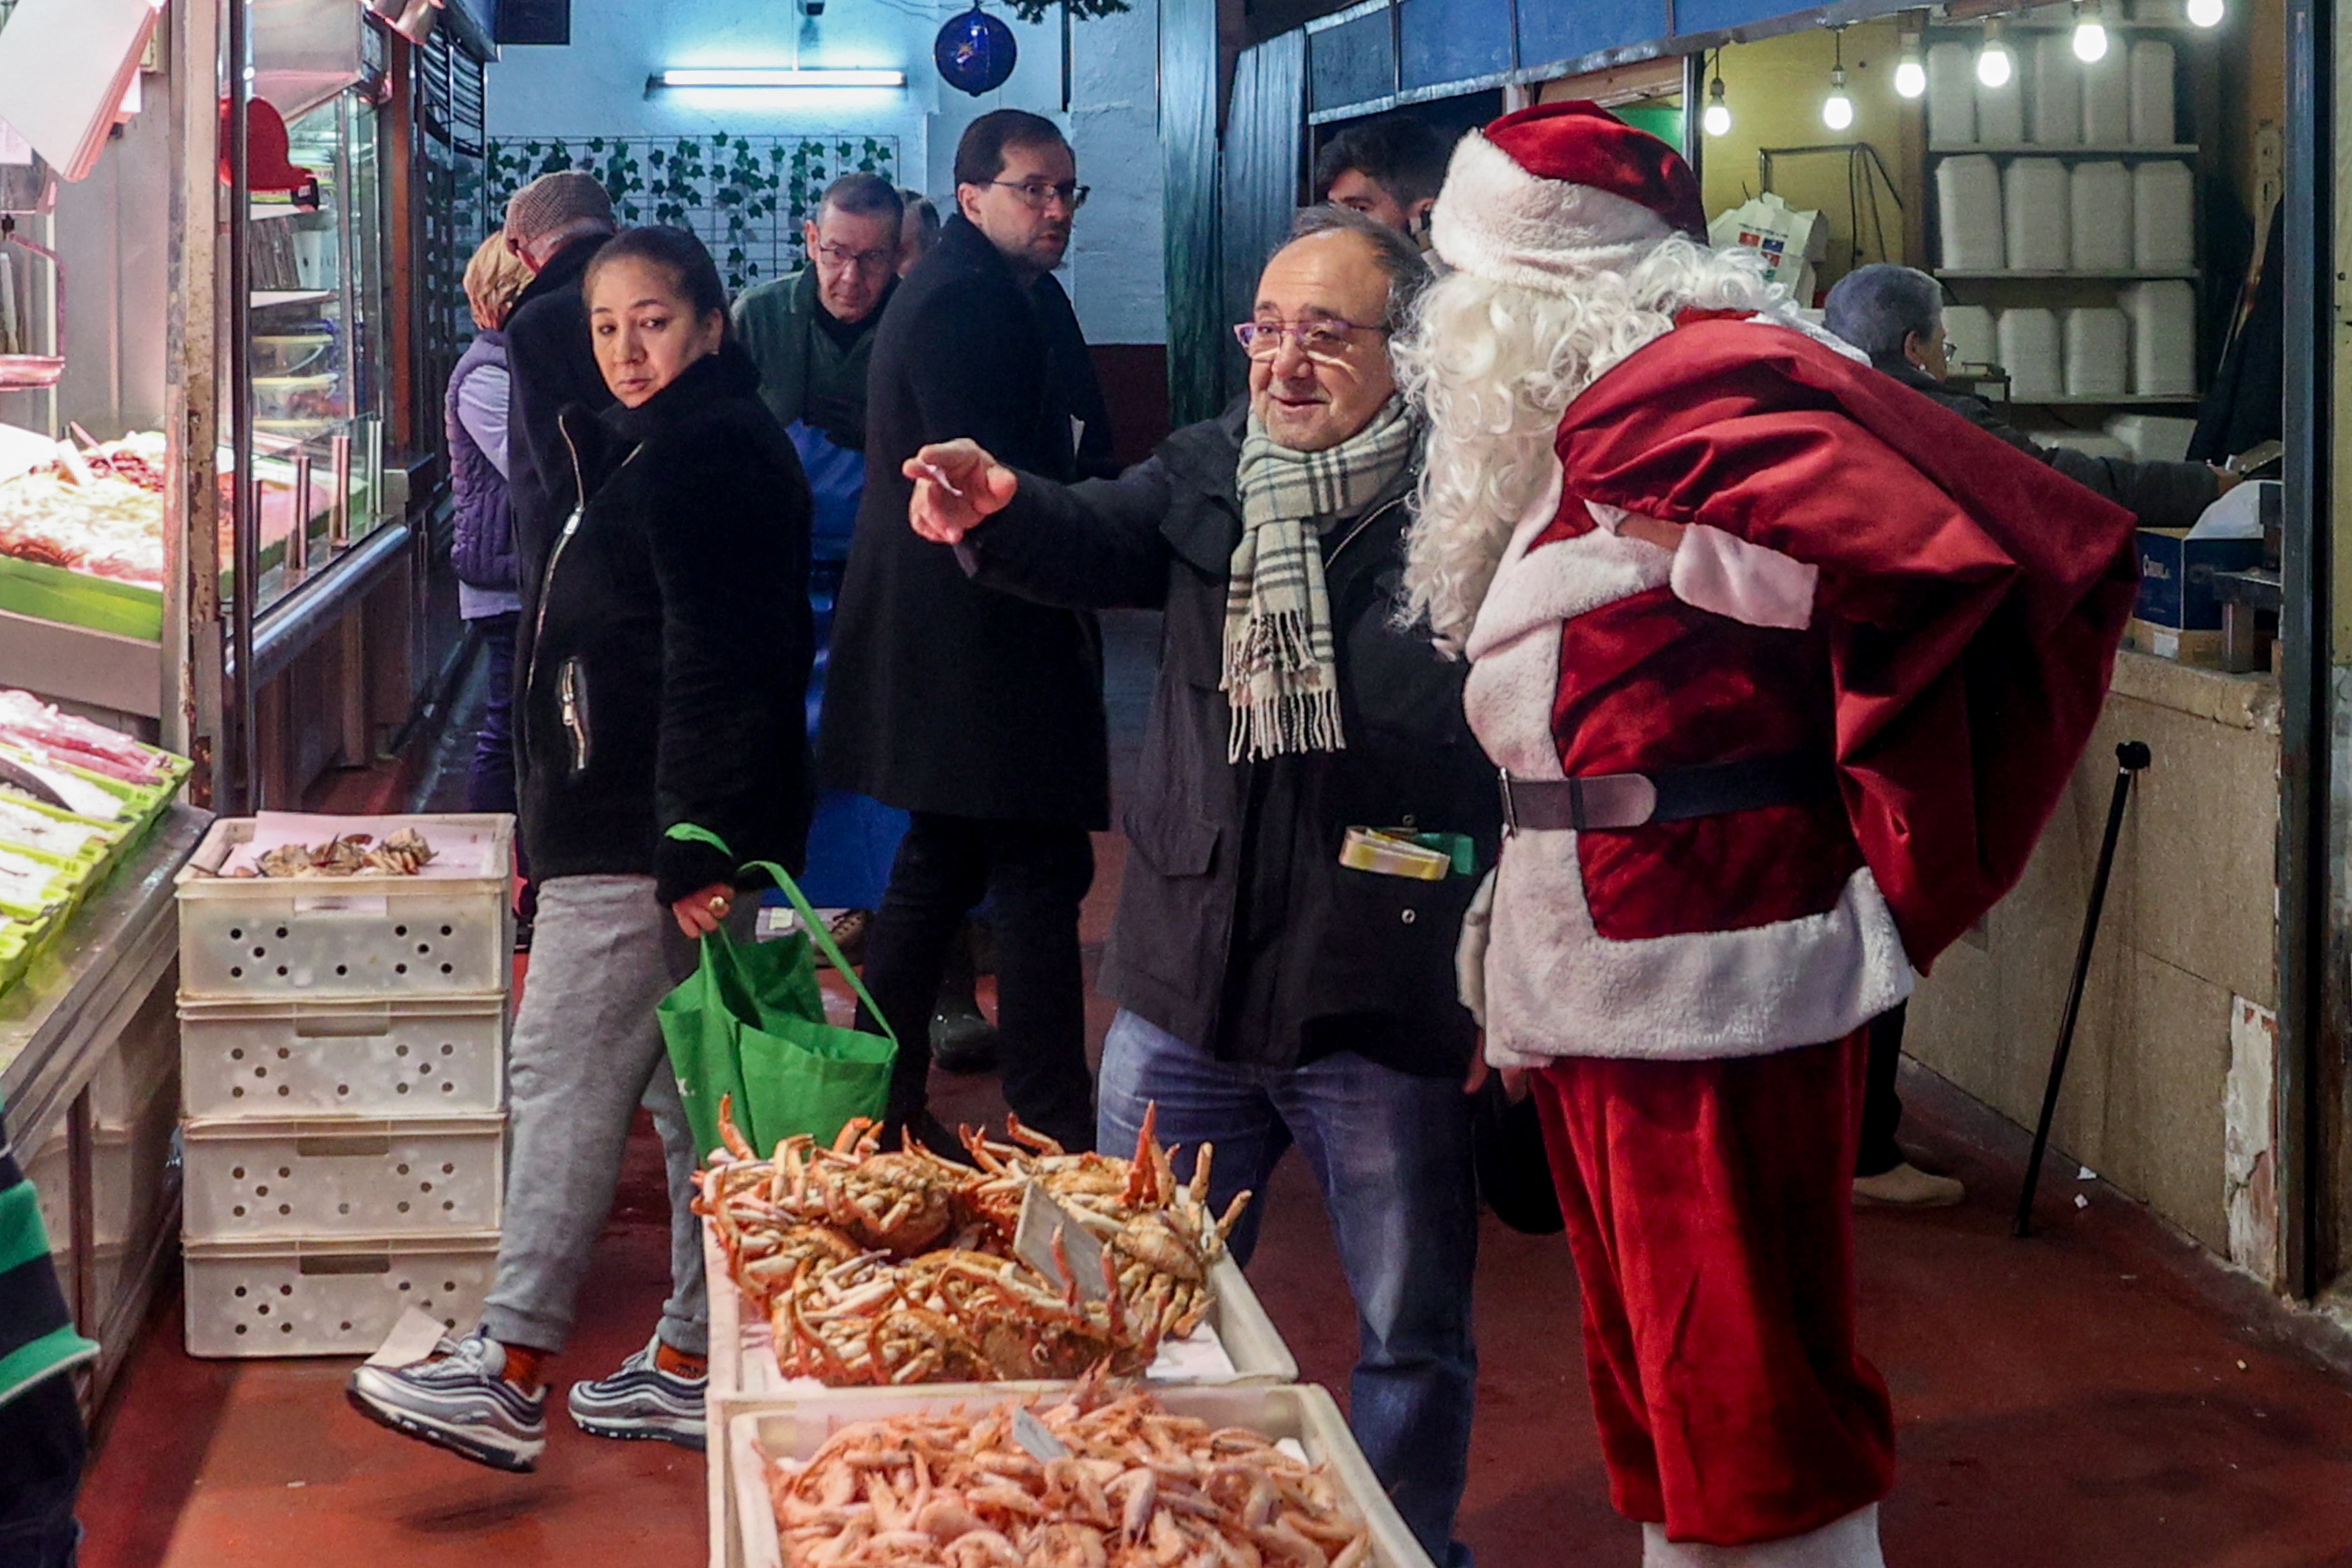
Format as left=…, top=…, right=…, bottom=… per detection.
left=986, top=179, right=1090, bottom=212
left=813, top=240, right=898, bottom=272
left=1231, top=317, right=1387, bottom=362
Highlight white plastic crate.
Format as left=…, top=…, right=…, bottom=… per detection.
left=180, top=995, right=507, bottom=1117
left=181, top=1114, right=505, bottom=1241
left=175, top=814, right=514, bottom=1001
left=183, top=1231, right=500, bottom=1357
left=726, top=1385, right=1436, bottom=1568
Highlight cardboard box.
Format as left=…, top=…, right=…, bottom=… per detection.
left=2134, top=529, right=2263, bottom=631
left=2125, top=617, right=2229, bottom=667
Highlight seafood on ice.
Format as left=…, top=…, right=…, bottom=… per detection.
left=698, top=1103, right=1250, bottom=1386
left=766, top=1380, right=1375, bottom=1568
left=235, top=828, right=437, bottom=878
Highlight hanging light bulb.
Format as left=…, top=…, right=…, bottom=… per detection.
left=1703, top=58, right=1731, bottom=137
left=1823, top=68, right=1854, bottom=129
left=2072, top=0, right=2109, bottom=60
left=1894, top=38, right=1927, bottom=99
left=2186, top=0, right=2224, bottom=24
left=1977, top=15, right=2014, bottom=88
left=1822, top=30, right=1853, bottom=131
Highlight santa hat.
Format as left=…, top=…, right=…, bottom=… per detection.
left=1430, top=101, right=1708, bottom=293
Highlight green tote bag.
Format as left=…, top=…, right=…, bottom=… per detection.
left=656, top=829, right=898, bottom=1162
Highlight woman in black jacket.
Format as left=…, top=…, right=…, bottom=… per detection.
left=351, top=226, right=813, bottom=1472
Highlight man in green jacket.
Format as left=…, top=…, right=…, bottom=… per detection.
left=735, top=174, right=998, bottom=1068
left=0, top=1105, right=97, bottom=1566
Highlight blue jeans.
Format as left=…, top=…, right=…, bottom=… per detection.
left=465, top=612, right=519, bottom=818
left=1099, top=1010, right=1478, bottom=1568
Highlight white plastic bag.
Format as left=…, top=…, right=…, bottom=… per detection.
left=1709, top=193, right=1821, bottom=295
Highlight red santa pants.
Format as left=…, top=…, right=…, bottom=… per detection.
left=1531, top=1029, right=1895, bottom=1547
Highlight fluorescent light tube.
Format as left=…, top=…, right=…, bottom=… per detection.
left=653, top=68, right=906, bottom=89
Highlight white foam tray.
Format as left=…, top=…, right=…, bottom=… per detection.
left=181, top=1113, right=505, bottom=1241
left=727, top=1384, right=1435, bottom=1568
left=702, top=1218, right=1300, bottom=1568
left=183, top=1231, right=500, bottom=1358
left=179, top=994, right=508, bottom=1117
left=175, top=814, right=514, bottom=1001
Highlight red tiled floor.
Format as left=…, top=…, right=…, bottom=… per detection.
left=76, top=615, right=2352, bottom=1568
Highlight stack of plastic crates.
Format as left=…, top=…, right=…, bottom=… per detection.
left=173, top=814, right=514, bottom=1357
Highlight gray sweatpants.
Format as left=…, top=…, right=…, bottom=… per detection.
left=480, top=874, right=720, bottom=1358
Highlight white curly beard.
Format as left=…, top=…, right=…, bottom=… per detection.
left=1394, top=236, right=1795, bottom=653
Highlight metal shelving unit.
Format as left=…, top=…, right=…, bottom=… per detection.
left=1922, top=15, right=2210, bottom=413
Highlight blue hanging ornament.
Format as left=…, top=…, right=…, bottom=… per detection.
left=935, top=6, right=1017, bottom=96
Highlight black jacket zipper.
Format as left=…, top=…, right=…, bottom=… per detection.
left=524, top=421, right=640, bottom=774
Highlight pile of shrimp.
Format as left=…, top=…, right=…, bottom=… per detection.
left=768, top=1380, right=1374, bottom=1568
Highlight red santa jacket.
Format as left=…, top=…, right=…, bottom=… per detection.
left=1466, top=315, right=2138, bottom=1065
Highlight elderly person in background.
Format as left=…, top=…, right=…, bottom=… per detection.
left=1821, top=261, right=2236, bottom=1212
left=447, top=232, right=533, bottom=830
left=1824, top=263, right=2232, bottom=526
left=900, top=205, right=1494, bottom=1568
left=896, top=186, right=941, bottom=277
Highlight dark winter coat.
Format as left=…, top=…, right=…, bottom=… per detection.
left=957, top=405, right=1499, bottom=1078
left=446, top=330, right=516, bottom=593
left=1886, top=359, right=2220, bottom=528
left=504, top=232, right=613, bottom=669
left=818, top=215, right=1118, bottom=827
left=518, top=343, right=815, bottom=906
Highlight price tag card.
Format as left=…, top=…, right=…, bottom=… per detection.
left=1012, top=1406, right=1071, bottom=1462
left=1012, top=1181, right=1109, bottom=1303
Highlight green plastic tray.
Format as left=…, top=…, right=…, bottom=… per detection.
left=0, top=555, right=162, bottom=641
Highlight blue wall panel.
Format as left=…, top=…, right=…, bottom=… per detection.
left=1308, top=11, right=1397, bottom=113
left=1515, top=0, right=1669, bottom=71
left=1667, top=0, right=1797, bottom=36
left=1400, top=0, right=1512, bottom=89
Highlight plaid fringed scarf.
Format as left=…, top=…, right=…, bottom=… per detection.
left=1223, top=398, right=1417, bottom=763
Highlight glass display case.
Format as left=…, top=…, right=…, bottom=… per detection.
left=241, top=87, right=389, bottom=616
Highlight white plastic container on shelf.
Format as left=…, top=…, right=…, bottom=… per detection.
left=2106, top=410, right=2201, bottom=461
left=2129, top=40, right=2177, bottom=144
left=2070, top=161, right=2135, bottom=271
left=2030, top=34, right=2082, bottom=146
left=1977, top=67, right=2025, bottom=145
left=2080, top=47, right=2132, bottom=144
left=180, top=1113, right=505, bottom=1241
left=2063, top=307, right=2132, bottom=398
left=1928, top=42, right=1977, bottom=144
left=175, top=814, right=515, bottom=1001
left=1998, top=307, right=2064, bottom=401
left=2132, top=160, right=2197, bottom=271
left=2002, top=160, right=2071, bottom=271
left=1937, top=156, right=2005, bottom=271
left=180, top=995, right=508, bottom=1118
left=2119, top=280, right=2198, bottom=395
left=1942, top=305, right=1999, bottom=368
left=183, top=1231, right=499, bottom=1357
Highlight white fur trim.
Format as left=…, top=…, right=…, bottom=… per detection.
left=1463, top=465, right=1672, bottom=780
left=1670, top=523, right=1818, bottom=630
left=1459, top=428, right=1909, bottom=1065
left=1643, top=1505, right=1886, bottom=1568
left=1431, top=130, right=1677, bottom=294
left=1482, top=829, right=1913, bottom=1065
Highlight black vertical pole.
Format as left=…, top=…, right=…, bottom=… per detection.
left=2015, top=741, right=2151, bottom=1239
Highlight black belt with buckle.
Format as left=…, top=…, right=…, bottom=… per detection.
left=1499, top=750, right=1836, bottom=834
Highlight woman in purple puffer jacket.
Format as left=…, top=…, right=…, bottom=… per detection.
left=448, top=231, right=533, bottom=822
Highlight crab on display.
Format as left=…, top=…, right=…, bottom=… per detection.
left=695, top=1099, right=1249, bottom=1386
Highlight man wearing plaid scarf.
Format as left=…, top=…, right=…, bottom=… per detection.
left=899, top=206, right=1498, bottom=1568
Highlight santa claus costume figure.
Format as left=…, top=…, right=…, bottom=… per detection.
left=1397, top=104, right=2140, bottom=1567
